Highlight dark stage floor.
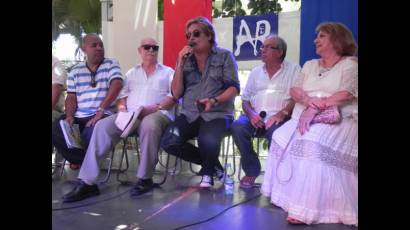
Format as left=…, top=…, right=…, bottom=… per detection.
left=52, top=144, right=358, bottom=230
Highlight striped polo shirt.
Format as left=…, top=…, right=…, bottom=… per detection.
left=67, top=58, right=123, bottom=118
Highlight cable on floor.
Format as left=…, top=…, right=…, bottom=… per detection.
left=172, top=189, right=262, bottom=230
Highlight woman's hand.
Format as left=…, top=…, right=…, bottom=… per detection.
left=308, top=97, right=327, bottom=110
left=297, top=107, right=319, bottom=135
left=265, top=112, right=286, bottom=129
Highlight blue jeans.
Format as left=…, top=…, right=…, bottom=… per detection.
left=160, top=114, right=231, bottom=176
left=231, top=114, right=288, bottom=177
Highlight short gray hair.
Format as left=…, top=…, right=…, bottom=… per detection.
left=265, top=34, right=287, bottom=61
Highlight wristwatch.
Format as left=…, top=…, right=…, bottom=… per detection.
left=211, top=97, right=218, bottom=105
left=280, top=110, right=289, bottom=116
left=97, top=107, right=105, bottom=113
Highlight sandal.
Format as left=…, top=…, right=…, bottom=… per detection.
left=239, top=176, right=257, bottom=188
left=286, top=216, right=305, bottom=225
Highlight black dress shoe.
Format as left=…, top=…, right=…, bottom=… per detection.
left=62, top=181, right=100, bottom=203
left=130, top=178, right=154, bottom=197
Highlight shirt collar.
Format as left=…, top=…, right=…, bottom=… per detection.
left=135, top=62, right=162, bottom=70
left=262, top=61, right=285, bottom=74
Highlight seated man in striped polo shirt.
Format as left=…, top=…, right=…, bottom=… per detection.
left=51, top=33, right=123, bottom=169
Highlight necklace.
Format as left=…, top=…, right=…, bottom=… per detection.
left=318, top=56, right=343, bottom=77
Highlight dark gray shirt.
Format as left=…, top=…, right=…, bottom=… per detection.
left=180, top=46, right=240, bottom=123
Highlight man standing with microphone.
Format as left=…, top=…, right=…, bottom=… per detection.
left=231, top=34, right=301, bottom=189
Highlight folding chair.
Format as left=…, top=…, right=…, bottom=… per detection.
left=56, top=138, right=130, bottom=184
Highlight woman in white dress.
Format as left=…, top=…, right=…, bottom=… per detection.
left=261, top=22, right=358, bottom=226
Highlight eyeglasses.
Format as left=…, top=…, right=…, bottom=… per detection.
left=90, top=71, right=97, bottom=88
left=141, top=44, right=159, bottom=51
left=260, top=45, right=280, bottom=50
left=186, top=30, right=203, bottom=39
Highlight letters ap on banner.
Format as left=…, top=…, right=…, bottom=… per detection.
left=233, top=14, right=278, bottom=61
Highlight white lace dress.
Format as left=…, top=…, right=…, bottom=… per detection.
left=261, top=57, right=358, bottom=226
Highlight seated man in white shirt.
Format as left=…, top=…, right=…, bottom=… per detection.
left=62, top=37, right=176, bottom=202
left=231, top=34, right=301, bottom=189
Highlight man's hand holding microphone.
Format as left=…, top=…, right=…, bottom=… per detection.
left=251, top=111, right=266, bottom=137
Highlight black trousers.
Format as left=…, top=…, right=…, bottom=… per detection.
left=161, top=114, right=232, bottom=176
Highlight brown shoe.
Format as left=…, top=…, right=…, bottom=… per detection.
left=239, top=176, right=257, bottom=188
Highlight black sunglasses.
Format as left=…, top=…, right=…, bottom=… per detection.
left=186, top=30, right=202, bottom=39
left=90, top=71, right=97, bottom=88
left=141, top=44, right=159, bottom=51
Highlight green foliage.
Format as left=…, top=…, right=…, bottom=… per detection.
left=251, top=137, right=269, bottom=152
left=212, top=0, right=299, bottom=18
left=158, top=0, right=164, bottom=21
left=213, top=0, right=246, bottom=18
left=157, top=0, right=299, bottom=20
left=52, top=0, right=101, bottom=43
left=248, top=0, right=282, bottom=15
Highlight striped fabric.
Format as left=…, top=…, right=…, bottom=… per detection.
left=67, top=58, right=123, bottom=118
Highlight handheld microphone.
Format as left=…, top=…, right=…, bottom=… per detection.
left=253, top=111, right=266, bottom=137
left=183, top=42, right=195, bottom=59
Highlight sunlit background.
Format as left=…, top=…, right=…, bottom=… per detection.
left=51, top=0, right=300, bottom=62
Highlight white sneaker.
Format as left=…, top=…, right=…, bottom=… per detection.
left=199, top=175, right=213, bottom=188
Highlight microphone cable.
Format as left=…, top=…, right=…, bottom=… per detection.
left=172, top=188, right=262, bottom=230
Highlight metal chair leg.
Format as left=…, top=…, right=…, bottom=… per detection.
left=230, top=137, right=237, bottom=177
left=98, top=138, right=130, bottom=184
left=226, top=136, right=236, bottom=177
left=99, top=146, right=115, bottom=184
left=60, top=160, right=67, bottom=176
left=171, top=155, right=181, bottom=176
left=116, top=139, right=130, bottom=183
left=156, top=149, right=171, bottom=185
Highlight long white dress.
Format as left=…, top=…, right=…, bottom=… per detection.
left=261, top=57, right=358, bottom=226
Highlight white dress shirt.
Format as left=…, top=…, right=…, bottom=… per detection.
left=241, top=60, right=301, bottom=120
left=119, top=63, right=175, bottom=120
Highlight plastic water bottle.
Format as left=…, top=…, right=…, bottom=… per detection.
left=224, top=163, right=234, bottom=195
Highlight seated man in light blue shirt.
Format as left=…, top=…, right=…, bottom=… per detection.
left=62, top=37, right=176, bottom=202
left=231, top=34, right=301, bottom=189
